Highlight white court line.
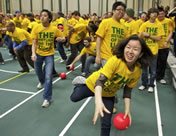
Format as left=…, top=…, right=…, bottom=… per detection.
left=0, top=88, right=35, bottom=95
left=59, top=80, right=164, bottom=136
left=54, top=55, right=60, bottom=57
left=0, top=69, right=19, bottom=74
left=0, top=64, right=81, bottom=119
left=4, top=58, right=13, bottom=62
left=59, top=97, right=92, bottom=136
left=154, top=81, right=163, bottom=136
left=0, top=47, right=7, bottom=50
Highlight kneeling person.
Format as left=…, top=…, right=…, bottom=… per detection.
left=67, top=37, right=101, bottom=77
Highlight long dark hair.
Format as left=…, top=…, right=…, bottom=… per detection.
left=113, top=35, right=154, bottom=68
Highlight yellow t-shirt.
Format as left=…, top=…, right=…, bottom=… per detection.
left=31, top=24, right=64, bottom=56
left=55, top=17, right=68, bottom=37
left=171, top=17, right=175, bottom=30
left=86, top=56, right=142, bottom=97
left=77, top=17, right=85, bottom=25
left=138, top=20, right=165, bottom=55
left=156, top=18, right=174, bottom=49
left=34, top=18, right=41, bottom=24
left=28, top=21, right=38, bottom=31
left=0, top=23, right=4, bottom=38
left=120, top=18, right=125, bottom=24
left=56, top=17, right=65, bottom=26
left=6, top=19, right=15, bottom=25
left=80, top=42, right=96, bottom=56
left=96, top=18, right=127, bottom=60
left=13, top=16, right=22, bottom=28
left=135, top=19, right=145, bottom=33
left=124, top=19, right=137, bottom=36
left=51, top=20, right=58, bottom=27
left=70, top=24, right=87, bottom=44
left=21, top=18, right=30, bottom=31
left=67, top=18, right=78, bottom=26
left=9, top=27, right=32, bottom=45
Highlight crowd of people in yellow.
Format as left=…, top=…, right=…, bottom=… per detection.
left=0, top=1, right=175, bottom=136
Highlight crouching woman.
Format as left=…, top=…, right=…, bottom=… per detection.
left=70, top=35, right=153, bottom=136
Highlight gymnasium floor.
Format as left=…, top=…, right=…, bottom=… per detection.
left=0, top=47, right=176, bottom=136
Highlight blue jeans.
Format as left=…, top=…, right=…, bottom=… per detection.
left=57, top=42, right=67, bottom=60
left=34, top=54, right=54, bottom=100
left=4, top=35, right=16, bottom=57
left=70, top=84, right=114, bottom=136
left=84, top=55, right=101, bottom=74
left=141, top=55, right=157, bottom=87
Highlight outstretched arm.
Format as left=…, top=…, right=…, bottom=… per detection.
left=123, top=85, right=132, bottom=125
left=67, top=54, right=82, bottom=68
left=93, top=74, right=110, bottom=125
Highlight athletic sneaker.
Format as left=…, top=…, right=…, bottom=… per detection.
left=0, top=61, right=4, bottom=65
left=37, top=83, right=43, bottom=89
left=171, top=64, right=176, bottom=68
left=138, top=85, right=146, bottom=91
left=148, top=87, right=154, bottom=93
left=60, top=59, right=66, bottom=63
left=81, top=72, right=86, bottom=77
left=159, top=79, right=166, bottom=84
left=41, top=99, right=51, bottom=108
left=72, top=76, right=86, bottom=86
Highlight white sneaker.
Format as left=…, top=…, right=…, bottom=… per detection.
left=138, top=85, right=146, bottom=91
left=72, top=76, right=86, bottom=86
left=41, top=99, right=50, bottom=108
left=60, top=59, right=66, bottom=63
left=148, top=87, right=154, bottom=93
left=0, top=62, right=4, bottom=65
left=171, top=64, right=176, bottom=68
left=37, top=83, right=43, bottom=89
left=81, top=72, right=86, bottom=77
left=159, top=79, right=166, bottom=84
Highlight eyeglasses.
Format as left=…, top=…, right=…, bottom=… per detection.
left=115, top=8, right=125, bottom=12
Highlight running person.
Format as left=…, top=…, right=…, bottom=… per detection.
left=31, top=9, right=65, bottom=108
left=67, top=37, right=100, bottom=77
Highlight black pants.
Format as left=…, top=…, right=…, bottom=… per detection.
left=57, top=42, right=67, bottom=60
left=16, top=45, right=34, bottom=71
left=0, top=38, right=3, bottom=62
left=66, top=41, right=86, bottom=72
left=0, top=52, right=4, bottom=62
left=70, top=84, right=115, bottom=136
left=156, top=48, right=169, bottom=80
left=174, top=32, right=176, bottom=57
